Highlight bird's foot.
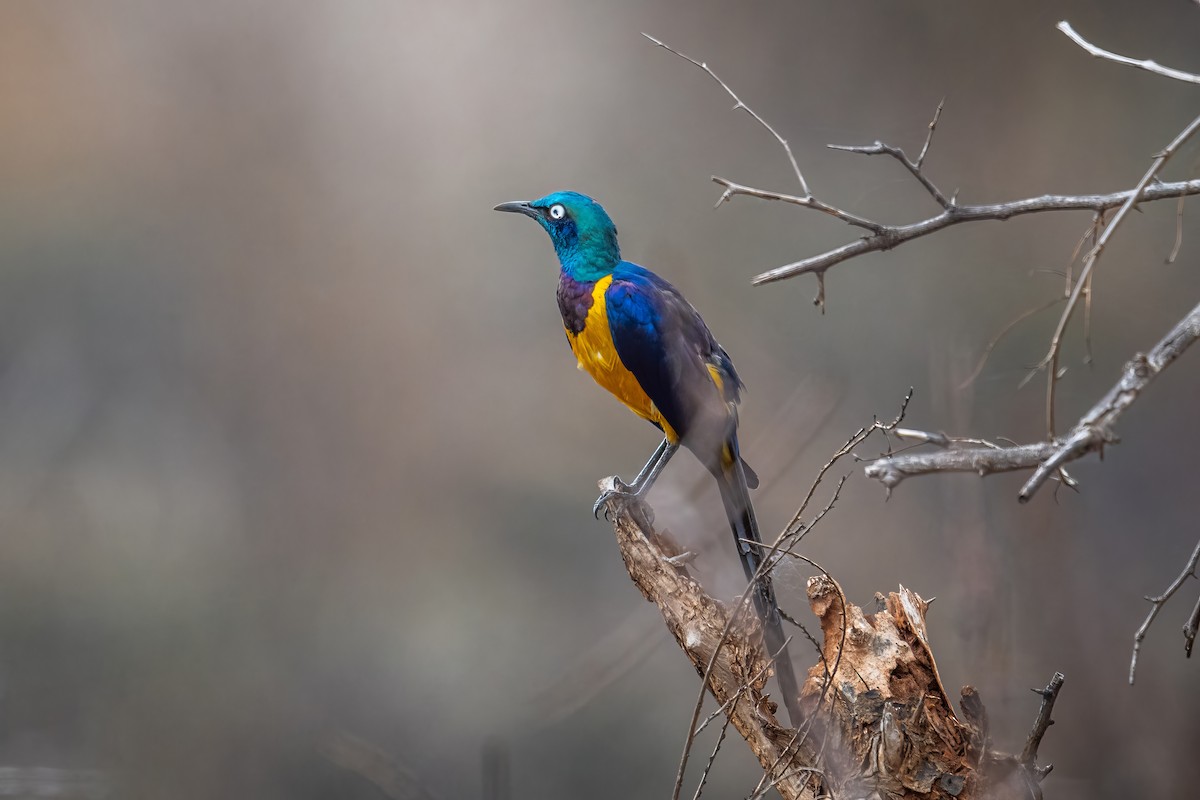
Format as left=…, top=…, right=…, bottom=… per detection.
left=593, top=476, right=642, bottom=520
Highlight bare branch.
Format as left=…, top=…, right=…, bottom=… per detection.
left=1167, top=193, right=1187, bottom=263
left=318, top=729, right=441, bottom=800
left=828, top=127, right=951, bottom=209
left=958, top=297, right=1065, bottom=390
left=1187, top=592, right=1200, bottom=659
left=1058, top=20, right=1200, bottom=86
left=865, top=440, right=1057, bottom=488
left=643, top=33, right=810, bottom=196
left=915, top=97, right=945, bottom=169
left=750, top=178, right=1200, bottom=285
left=1019, top=298, right=1200, bottom=500
left=783, top=388, right=912, bottom=528
left=1020, top=672, right=1065, bottom=779
left=864, top=300, right=1200, bottom=498
left=710, top=177, right=883, bottom=234
left=1130, top=537, right=1200, bottom=684
left=691, top=715, right=731, bottom=800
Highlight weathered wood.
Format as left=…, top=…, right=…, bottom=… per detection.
left=608, top=497, right=1058, bottom=799
left=608, top=500, right=820, bottom=800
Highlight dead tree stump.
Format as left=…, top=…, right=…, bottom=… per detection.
left=605, top=496, right=1059, bottom=800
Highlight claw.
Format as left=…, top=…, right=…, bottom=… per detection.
left=593, top=478, right=634, bottom=519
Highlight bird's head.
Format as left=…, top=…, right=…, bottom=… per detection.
left=494, top=190, right=621, bottom=280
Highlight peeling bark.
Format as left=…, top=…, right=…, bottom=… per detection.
left=607, top=499, right=1057, bottom=800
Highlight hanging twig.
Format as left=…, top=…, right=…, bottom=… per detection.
left=864, top=300, right=1200, bottom=500
left=1130, top=537, right=1200, bottom=684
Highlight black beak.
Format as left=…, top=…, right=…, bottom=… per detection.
left=493, top=200, right=540, bottom=219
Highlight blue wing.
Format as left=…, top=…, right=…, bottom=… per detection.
left=605, top=262, right=745, bottom=472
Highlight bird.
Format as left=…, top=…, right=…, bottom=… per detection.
left=494, top=190, right=802, bottom=726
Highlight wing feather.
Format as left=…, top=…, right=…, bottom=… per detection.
left=605, top=263, right=740, bottom=469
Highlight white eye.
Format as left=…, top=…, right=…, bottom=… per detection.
left=549, top=204, right=566, bottom=220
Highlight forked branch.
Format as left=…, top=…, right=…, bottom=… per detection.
left=646, top=29, right=1200, bottom=314
left=1130, top=537, right=1200, bottom=684
left=864, top=300, right=1200, bottom=501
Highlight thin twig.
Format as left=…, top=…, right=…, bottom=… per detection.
left=1082, top=269, right=1094, bottom=367
left=643, top=33, right=810, bottom=196
left=673, top=392, right=910, bottom=800
left=1167, top=193, right=1186, bottom=263
left=1020, top=298, right=1200, bottom=500
left=1186, top=592, right=1200, bottom=659
left=828, top=135, right=951, bottom=210
left=783, top=388, right=912, bottom=521
left=1057, top=20, right=1200, bottom=86
left=863, top=300, right=1200, bottom=499
left=762, top=555, right=849, bottom=784
left=1036, top=111, right=1200, bottom=439
left=745, top=399, right=909, bottom=799
left=318, top=730, right=441, bottom=800
left=670, top=585, right=799, bottom=800
left=915, top=98, right=945, bottom=169
left=709, top=178, right=883, bottom=233
left=751, top=767, right=829, bottom=800
left=1130, top=537, right=1200, bottom=684
left=691, top=714, right=731, bottom=800
left=693, top=635, right=795, bottom=738
left=607, top=503, right=818, bottom=800
left=958, top=297, right=1066, bottom=390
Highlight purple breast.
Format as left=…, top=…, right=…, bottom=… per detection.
left=557, top=275, right=595, bottom=335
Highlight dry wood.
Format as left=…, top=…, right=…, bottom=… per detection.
left=606, top=499, right=820, bottom=800
left=608, top=498, right=1060, bottom=799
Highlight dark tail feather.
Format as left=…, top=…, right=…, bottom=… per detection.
left=741, top=457, right=759, bottom=489
left=713, top=438, right=803, bottom=728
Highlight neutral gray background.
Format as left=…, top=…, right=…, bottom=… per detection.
left=0, top=1, right=1198, bottom=798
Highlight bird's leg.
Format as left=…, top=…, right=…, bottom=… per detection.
left=593, top=438, right=679, bottom=519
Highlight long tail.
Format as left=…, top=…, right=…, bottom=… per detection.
left=714, top=437, right=804, bottom=728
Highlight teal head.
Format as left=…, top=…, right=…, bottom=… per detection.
left=494, top=190, right=621, bottom=280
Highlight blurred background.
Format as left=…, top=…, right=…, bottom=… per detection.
left=0, top=1, right=1198, bottom=798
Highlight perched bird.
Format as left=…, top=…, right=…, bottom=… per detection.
left=494, top=190, right=801, bottom=726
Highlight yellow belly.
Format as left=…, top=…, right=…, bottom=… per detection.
left=567, top=275, right=679, bottom=442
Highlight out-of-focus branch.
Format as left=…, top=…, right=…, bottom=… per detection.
left=318, top=729, right=441, bottom=800
left=864, top=300, right=1200, bottom=500
left=1130, top=537, right=1200, bottom=684
left=1057, top=20, right=1200, bottom=86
